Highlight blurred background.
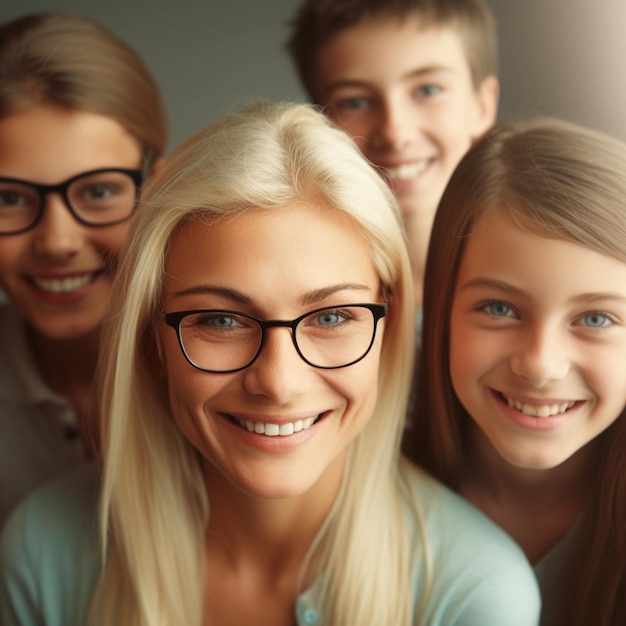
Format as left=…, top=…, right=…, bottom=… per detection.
left=1, top=0, right=624, bottom=150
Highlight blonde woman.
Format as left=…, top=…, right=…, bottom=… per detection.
left=2, top=102, right=539, bottom=625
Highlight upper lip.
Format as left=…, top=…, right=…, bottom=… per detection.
left=224, top=411, right=324, bottom=424
left=495, top=389, right=581, bottom=405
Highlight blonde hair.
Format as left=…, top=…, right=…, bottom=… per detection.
left=91, top=101, right=423, bottom=625
left=408, top=116, right=626, bottom=626
left=0, top=13, right=166, bottom=157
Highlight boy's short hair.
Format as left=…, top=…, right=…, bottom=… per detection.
left=287, top=0, right=498, bottom=100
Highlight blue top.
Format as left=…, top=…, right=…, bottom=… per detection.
left=1, top=463, right=540, bottom=625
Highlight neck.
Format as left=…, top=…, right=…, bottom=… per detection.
left=29, top=327, right=100, bottom=442
left=460, top=422, right=597, bottom=562
left=403, top=211, right=435, bottom=311
left=203, top=453, right=343, bottom=575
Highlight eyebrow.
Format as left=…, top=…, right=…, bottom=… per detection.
left=459, top=277, right=626, bottom=305
left=323, top=65, right=454, bottom=96
left=169, top=283, right=373, bottom=306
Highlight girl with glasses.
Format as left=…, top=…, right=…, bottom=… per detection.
left=406, top=117, right=626, bottom=625
left=2, top=102, right=539, bottom=625
left=0, top=13, right=166, bottom=528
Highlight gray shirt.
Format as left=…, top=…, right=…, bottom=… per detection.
left=0, top=303, right=88, bottom=528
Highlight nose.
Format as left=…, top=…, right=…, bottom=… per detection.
left=371, top=97, right=416, bottom=151
left=32, top=194, right=84, bottom=260
left=509, top=325, right=571, bottom=387
left=242, top=326, right=309, bottom=403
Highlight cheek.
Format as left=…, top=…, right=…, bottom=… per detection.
left=92, top=223, right=131, bottom=259
left=0, top=236, right=29, bottom=272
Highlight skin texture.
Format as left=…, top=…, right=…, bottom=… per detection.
left=450, top=210, right=626, bottom=471
left=0, top=106, right=143, bottom=342
left=313, top=14, right=497, bottom=306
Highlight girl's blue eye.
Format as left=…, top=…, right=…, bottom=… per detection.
left=337, top=96, right=369, bottom=111
left=483, top=301, right=513, bottom=317
left=580, top=312, right=611, bottom=328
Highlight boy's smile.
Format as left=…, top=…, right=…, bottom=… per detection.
left=313, top=14, right=496, bottom=223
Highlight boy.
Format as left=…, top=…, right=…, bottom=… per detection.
left=287, top=0, right=499, bottom=311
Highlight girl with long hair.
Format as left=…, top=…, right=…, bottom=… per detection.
left=407, top=117, right=626, bottom=625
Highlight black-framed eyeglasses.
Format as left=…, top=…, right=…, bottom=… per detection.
left=161, top=303, right=387, bottom=373
left=0, top=167, right=144, bottom=235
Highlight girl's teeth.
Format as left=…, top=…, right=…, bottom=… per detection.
left=241, top=416, right=317, bottom=437
left=34, top=274, right=93, bottom=294
left=505, top=395, right=575, bottom=418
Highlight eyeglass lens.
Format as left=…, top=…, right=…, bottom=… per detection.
left=176, top=305, right=380, bottom=372
left=0, top=170, right=139, bottom=234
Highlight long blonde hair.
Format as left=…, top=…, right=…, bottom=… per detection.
left=407, top=117, right=626, bottom=626
left=92, top=101, right=422, bottom=625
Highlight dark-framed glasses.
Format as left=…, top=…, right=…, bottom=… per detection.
left=161, top=303, right=388, bottom=373
left=0, top=168, right=143, bottom=235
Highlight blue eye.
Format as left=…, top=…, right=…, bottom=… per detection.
left=314, top=309, right=351, bottom=326
left=580, top=312, right=611, bottom=328
left=337, top=96, right=369, bottom=111
left=415, top=84, right=441, bottom=98
left=483, top=301, right=514, bottom=317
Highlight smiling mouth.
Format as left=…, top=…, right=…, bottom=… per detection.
left=32, top=273, right=97, bottom=294
left=229, top=414, right=323, bottom=437
left=497, top=392, right=578, bottom=418
left=383, top=161, right=429, bottom=181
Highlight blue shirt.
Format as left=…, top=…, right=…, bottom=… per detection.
left=1, top=463, right=540, bottom=625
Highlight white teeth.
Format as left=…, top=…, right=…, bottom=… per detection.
left=237, top=415, right=319, bottom=436
left=34, top=274, right=93, bottom=294
left=385, top=161, right=428, bottom=181
left=505, top=395, right=575, bottom=418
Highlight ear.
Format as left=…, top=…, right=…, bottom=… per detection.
left=471, top=75, right=500, bottom=139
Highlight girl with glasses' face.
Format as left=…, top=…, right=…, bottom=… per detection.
left=157, top=203, right=385, bottom=501
left=0, top=106, right=144, bottom=343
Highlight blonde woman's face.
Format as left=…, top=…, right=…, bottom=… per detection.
left=450, top=210, right=626, bottom=471
left=158, top=203, right=385, bottom=501
left=0, top=106, right=143, bottom=341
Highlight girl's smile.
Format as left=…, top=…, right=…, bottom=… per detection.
left=449, top=209, right=626, bottom=470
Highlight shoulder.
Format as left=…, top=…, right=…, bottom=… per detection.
left=0, top=464, right=101, bottom=626
left=401, top=462, right=541, bottom=625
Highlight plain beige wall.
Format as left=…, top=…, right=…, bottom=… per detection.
left=0, top=0, right=624, bottom=147
left=489, top=0, right=626, bottom=141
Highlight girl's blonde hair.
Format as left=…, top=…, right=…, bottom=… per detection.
left=408, top=116, right=626, bottom=626
left=92, top=101, right=423, bottom=625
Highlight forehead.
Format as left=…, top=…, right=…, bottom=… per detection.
left=314, top=13, right=472, bottom=91
left=456, top=209, right=626, bottom=298
left=0, top=105, right=141, bottom=182
left=162, top=203, right=380, bottom=308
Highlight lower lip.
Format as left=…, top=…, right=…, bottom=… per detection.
left=28, top=274, right=103, bottom=306
left=222, top=413, right=325, bottom=452
left=493, top=391, right=578, bottom=432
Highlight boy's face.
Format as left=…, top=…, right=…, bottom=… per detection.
left=313, top=14, right=498, bottom=224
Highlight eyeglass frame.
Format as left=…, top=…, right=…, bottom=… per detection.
left=0, top=159, right=151, bottom=236
left=161, top=302, right=388, bottom=373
